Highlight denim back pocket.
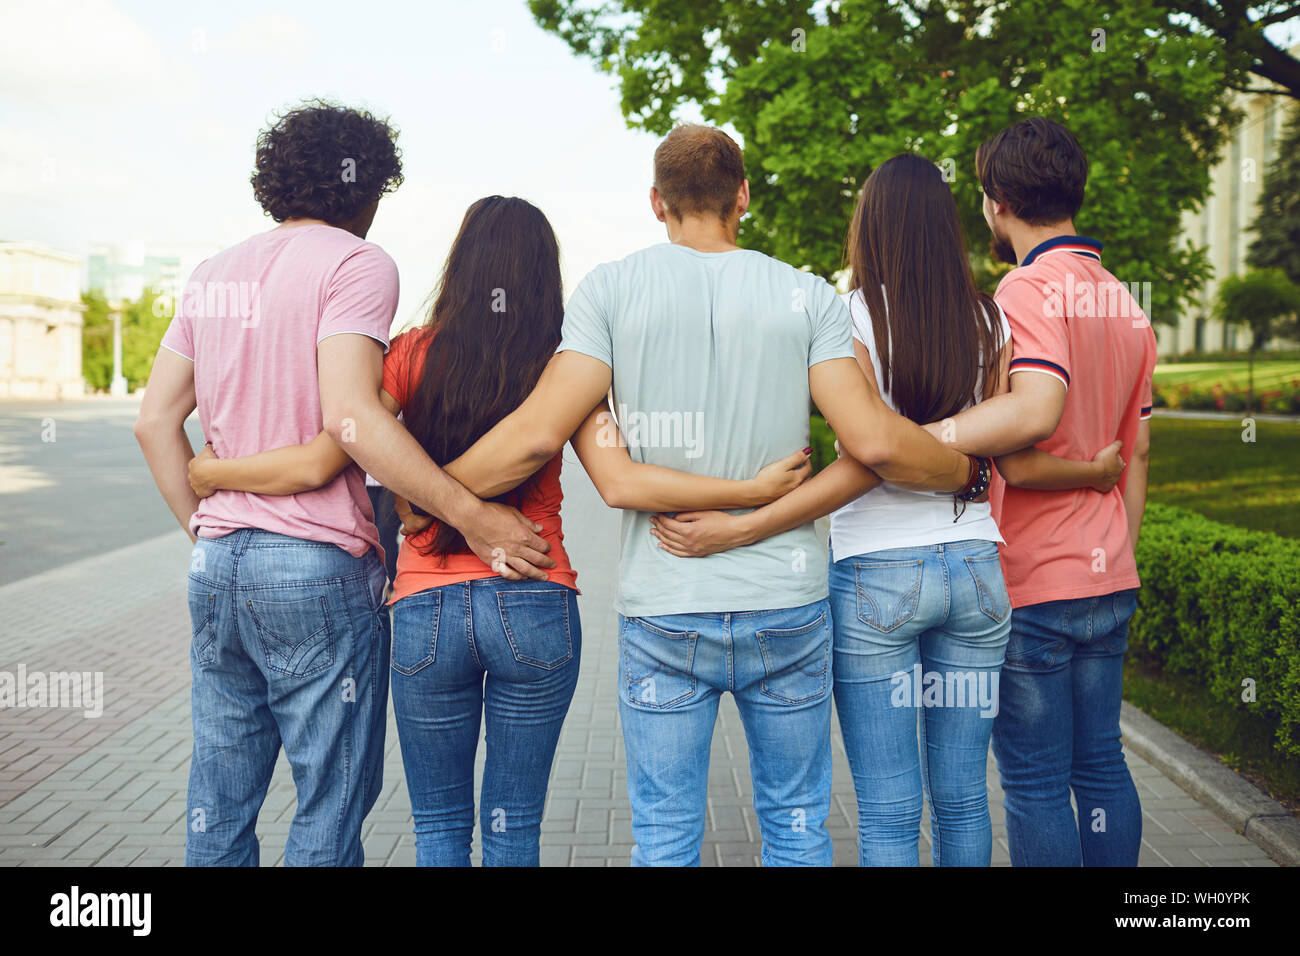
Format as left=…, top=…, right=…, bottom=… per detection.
left=964, top=552, right=1010, bottom=623
left=755, top=610, right=832, bottom=704
left=497, top=587, right=574, bottom=670
left=853, top=558, right=924, bottom=632
left=1111, top=589, right=1139, bottom=630
left=246, top=593, right=335, bottom=679
left=391, top=589, right=441, bottom=676
left=188, top=589, right=217, bottom=668
left=1096, top=589, right=1139, bottom=653
left=620, top=617, right=698, bottom=709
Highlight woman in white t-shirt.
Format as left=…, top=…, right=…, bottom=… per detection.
left=828, top=154, right=1017, bottom=867
left=834, top=155, right=1130, bottom=867
left=650, top=153, right=1124, bottom=865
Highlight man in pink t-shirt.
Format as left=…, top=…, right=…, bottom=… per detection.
left=134, top=103, right=404, bottom=867
left=135, top=103, right=555, bottom=867
left=936, top=118, right=1156, bottom=868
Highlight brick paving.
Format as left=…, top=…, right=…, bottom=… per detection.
left=0, top=454, right=1278, bottom=866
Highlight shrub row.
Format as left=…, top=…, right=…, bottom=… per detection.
left=1131, top=503, right=1300, bottom=758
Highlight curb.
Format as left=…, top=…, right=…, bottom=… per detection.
left=1120, top=701, right=1300, bottom=866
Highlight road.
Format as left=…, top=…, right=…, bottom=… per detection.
left=0, top=399, right=204, bottom=586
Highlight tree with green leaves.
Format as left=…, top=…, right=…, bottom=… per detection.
left=1247, top=107, right=1300, bottom=286
left=81, top=287, right=172, bottom=392
left=1213, top=268, right=1300, bottom=406
left=531, top=0, right=1259, bottom=322
left=1158, top=1, right=1300, bottom=98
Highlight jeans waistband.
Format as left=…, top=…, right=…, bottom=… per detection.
left=832, top=539, right=999, bottom=562
left=200, top=529, right=350, bottom=553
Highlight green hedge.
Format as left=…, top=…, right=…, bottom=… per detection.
left=1132, top=504, right=1300, bottom=758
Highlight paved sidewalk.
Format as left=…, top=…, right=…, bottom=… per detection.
left=0, top=456, right=1278, bottom=866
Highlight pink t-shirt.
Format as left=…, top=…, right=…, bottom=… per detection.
left=160, top=223, right=399, bottom=558
left=988, top=236, right=1157, bottom=608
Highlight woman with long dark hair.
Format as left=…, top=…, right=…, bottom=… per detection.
left=829, top=153, right=1016, bottom=867
left=187, top=195, right=811, bottom=865
left=650, top=155, right=1124, bottom=866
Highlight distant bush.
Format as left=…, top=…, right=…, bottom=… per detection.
left=1151, top=379, right=1300, bottom=415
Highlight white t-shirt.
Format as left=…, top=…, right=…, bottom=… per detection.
left=829, top=289, right=1012, bottom=561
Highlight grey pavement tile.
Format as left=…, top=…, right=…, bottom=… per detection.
left=1189, top=844, right=1273, bottom=862
left=1146, top=845, right=1212, bottom=866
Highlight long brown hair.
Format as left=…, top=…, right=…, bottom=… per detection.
left=846, top=153, right=1003, bottom=423
left=402, top=196, right=564, bottom=556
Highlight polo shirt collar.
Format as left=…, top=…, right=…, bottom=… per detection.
left=1020, top=234, right=1102, bottom=267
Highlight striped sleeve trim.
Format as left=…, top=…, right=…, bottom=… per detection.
left=1139, top=405, right=1153, bottom=421
left=1008, top=357, right=1070, bottom=389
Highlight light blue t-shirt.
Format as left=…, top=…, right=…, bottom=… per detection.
left=558, top=242, right=854, bottom=617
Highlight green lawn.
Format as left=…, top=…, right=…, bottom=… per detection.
left=1153, top=359, right=1300, bottom=391
left=1148, top=416, right=1300, bottom=537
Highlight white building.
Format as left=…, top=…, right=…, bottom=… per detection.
left=0, top=242, right=85, bottom=399
left=1160, top=50, right=1299, bottom=356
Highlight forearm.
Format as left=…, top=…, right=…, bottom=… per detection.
left=205, top=442, right=334, bottom=496
left=860, top=415, right=968, bottom=492
left=604, top=462, right=771, bottom=512
left=996, top=448, right=1101, bottom=490
left=936, top=392, right=1043, bottom=457
left=328, top=403, right=482, bottom=529
left=138, top=426, right=199, bottom=541
left=445, top=416, right=552, bottom=500
left=448, top=351, right=614, bottom=499
left=729, top=456, right=881, bottom=547
left=1122, top=457, right=1150, bottom=549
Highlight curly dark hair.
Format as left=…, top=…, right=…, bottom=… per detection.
left=250, top=100, right=404, bottom=225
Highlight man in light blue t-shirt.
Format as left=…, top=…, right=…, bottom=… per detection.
left=457, top=124, right=974, bottom=866
left=558, top=240, right=853, bottom=617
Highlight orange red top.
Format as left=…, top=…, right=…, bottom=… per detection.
left=381, top=328, right=578, bottom=604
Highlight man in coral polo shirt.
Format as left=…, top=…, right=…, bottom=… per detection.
left=936, top=118, right=1157, bottom=866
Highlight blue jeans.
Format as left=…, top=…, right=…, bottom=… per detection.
left=390, top=579, right=580, bottom=866
left=617, top=600, right=834, bottom=867
left=185, top=530, right=390, bottom=866
left=829, top=541, right=1011, bottom=867
left=992, top=588, right=1142, bottom=866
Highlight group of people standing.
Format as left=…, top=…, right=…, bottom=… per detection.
left=135, top=101, right=1156, bottom=867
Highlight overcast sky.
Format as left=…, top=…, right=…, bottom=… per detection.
left=5, top=1, right=1297, bottom=331
left=1, top=0, right=681, bottom=329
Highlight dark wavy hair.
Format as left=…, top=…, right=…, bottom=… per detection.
left=402, top=196, right=565, bottom=557
left=250, top=100, right=404, bottom=225
left=976, top=117, right=1088, bottom=225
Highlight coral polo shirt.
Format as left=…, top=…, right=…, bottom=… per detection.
left=989, top=235, right=1158, bottom=608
